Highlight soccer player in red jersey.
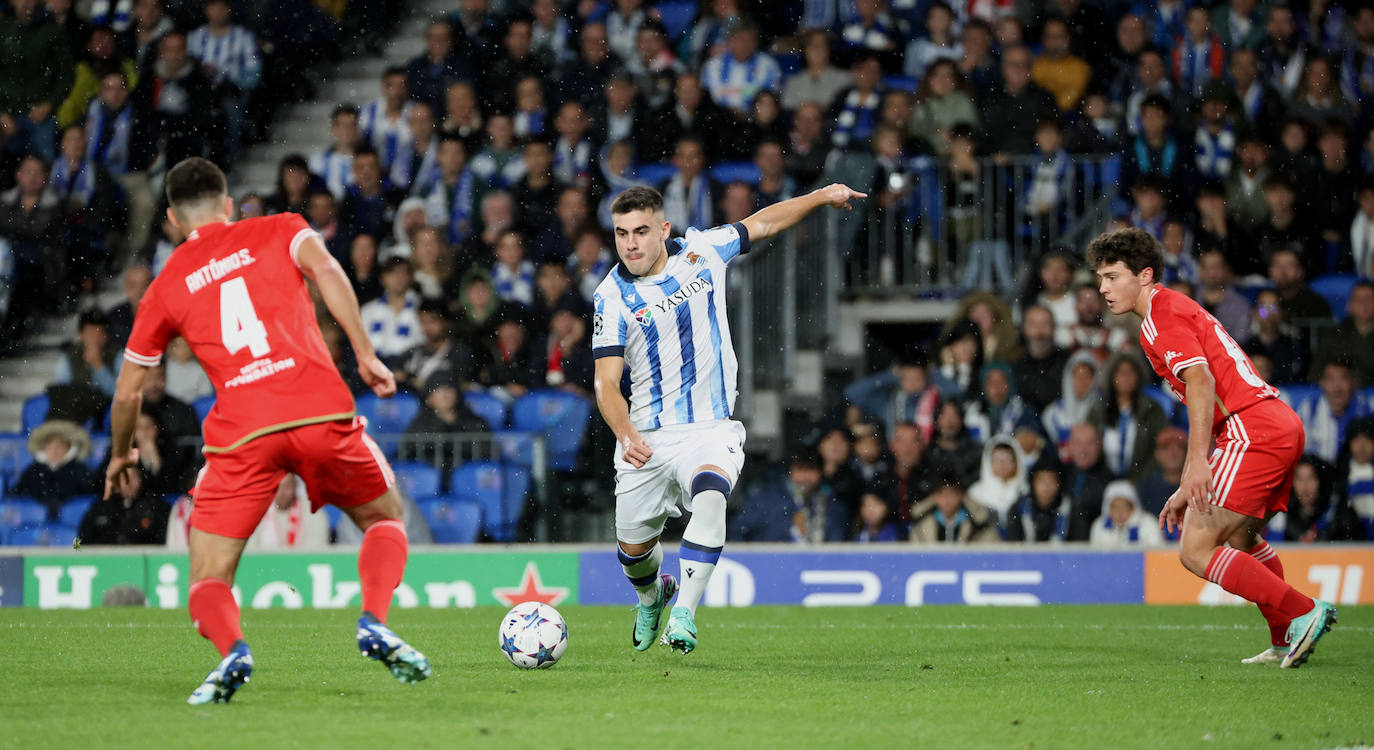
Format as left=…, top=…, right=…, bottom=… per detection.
left=1089, top=228, right=1337, bottom=668
left=105, top=158, right=430, bottom=704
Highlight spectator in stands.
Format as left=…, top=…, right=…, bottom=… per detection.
left=1120, top=94, right=1195, bottom=211
left=527, top=186, right=587, bottom=261
left=1254, top=3, right=1305, bottom=96
left=1212, top=0, right=1266, bottom=51
left=79, top=460, right=169, bottom=544
left=403, top=372, right=488, bottom=477
left=396, top=300, right=475, bottom=394
left=528, top=258, right=585, bottom=330
left=1127, top=175, right=1168, bottom=241
left=1135, top=427, right=1186, bottom=516
left=1027, top=250, right=1075, bottom=336
left=1042, top=349, right=1099, bottom=458
left=909, top=471, right=999, bottom=543
left=1268, top=246, right=1331, bottom=323
left=1297, top=360, right=1371, bottom=463
left=701, top=19, right=779, bottom=117
left=1351, top=181, right=1374, bottom=279
left=1284, top=455, right=1335, bottom=542
left=1311, top=283, right=1374, bottom=385
left=53, top=308, right=117, bottom=400
left=529, top=0, right=570, bottom=68
left=1004, top=459, right=1072, bottom=543
left=551, top=101, right=593, bottom=191
left=1248, top=288, right=1308, bottom=385
left=964, top=363, right=1034, bottom=443
left=1171, top=6, right=1225, bottom=99
left=390, top=102, right=440, bottom=198
left=483, top=313, right=532, bottom=398
left=841, top=0, right=899, bottom=56
left=340, top=146, right=402, bottom=240
left=265, top=154, right=311, bottom=216
left=1101, top=14, right=1145, bottom=105
left=1088, top=352, right=1169, bottom=480
left=813, top=426, right=861, bottom=514
left=359, top=66, right=413, bottom=173
left=137, top=363, right=199, bottom=454
left=1031, top=16, right=1090, bottom=113
left=924, top=399, right=981, bottom=488
left=1194, top=249, right=1252, bottom=343
left=1228, top=48, right=1283, bottom=142
left=627, top=20, right=682, bottom=111
left=978, top=44, right=1058, bottom=155
left=1159, top=220, right=1199, bottom=287
left=361, top=256, right=423, bottom=366
left=15, top=420, right=98, bottom=516
left=830, top=52, right=885, bottom=150
left=1289, top=56, right=1352, bottom=131
left=785, top=101, right=829, bottom=189
left=1063, top=282, right=1128, bottom=357
left=783, top=30, right=850, bottom=112
left=1193, top=83, right=1236, bottom=182
left=590, top=74, right=648, bottom=159
left=853, top=488, right=900, bottom=542
left=1332, top=419, right=1374, bottom=540
left=0, top=153, right=66, bottom=329
left=406, top=226, right=450, bottom=300
left=100, top=265, right=146, bottom=355
left=879, top=421, right=929, bottom=531
left=513, top=139, right=558, bottom=224
left=305, top=189, right=350, bottom=263
left=562, top=21, right=620, bottom=108
left=1062, top=422, right=1110, bottom=540
left=1121, top=49, right=1173, bottom=138
left=1257, top=174, right=1319, bottom=277
left=139, top=31, right=214, bottom=166
left=187, top=0, right=260, bottom=164
left=848, top=421, right=890, bottom=484
left=568, top=228, right=612, bottom=304
left=1014, top=305, right=1067, bottom=413
left=967, top=435, right=1028, bottom=523
left=440, top=81, right=483, bottom=153
left=425, top=134, right=474, bottom=246
left=406, top=20, right=471, bottom=113
left=470, top=114, right=525, bottom=190
left=931, top=318, right=982, bottom=399
left=909, top=59, right=978, bottom=155
left=51, top=124, right=124, bottom=291
left=903, top=1, right=959, bottom=82
left=491, top=230, right=535, bottom=306
left=131, top=407, right=192, bottom=494
left=660, top=136, right=711, bottom=231
left=162, top=336, right=211, bottom=405
left=347, top=232, right=382, bottom=305
left=0, top=0, right=73, bottom=162
left=642, top=71, right=723, bottom=164
left=1194, top=181, right=1256, bottom=278
left=1138, top=0, right=1186, bottom=55
left=386, top=197, right=428, bottom=259
left=512, top=76, right=549, bottom=140
left=484, top=16, right=547, bottom=113
left=1311, top=123, right=1360, bottom=259
left=309, top=105, right=359, bottom=200
left=1023, top=118, right=1073, bottom=237
left=754, top=140, right=795, bottom=207
left=1089, top=479, right=1163, bottom=547
left=528, top=303, right=593, bottom=394
left=79, top=81, right=157, bottom=257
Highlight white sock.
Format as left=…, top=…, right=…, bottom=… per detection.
left=619, top=543, right=662, bottom=606
left=677, top=488, right=727, bottom=616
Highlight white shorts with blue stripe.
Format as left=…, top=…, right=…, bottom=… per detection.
left=613, top=419, right=746, bottom=544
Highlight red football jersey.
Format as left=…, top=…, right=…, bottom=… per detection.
left=1138, top=286, right=1279, bottom=433
left=124, top=213, right=356, bottom=452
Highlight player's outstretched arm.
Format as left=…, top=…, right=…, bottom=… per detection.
left=739, top=183, right=867, bottom=244
left=594, top=355, right=651, bottom=468
left=296, top=234, right=396, bottom=398
left=105, top=362, right=149, bottom=500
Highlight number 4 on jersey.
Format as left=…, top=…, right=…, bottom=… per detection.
left=220, top=277, right=270, bottom=357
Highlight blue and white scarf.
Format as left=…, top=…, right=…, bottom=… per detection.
left=390, top=138, right=440, bottom=197
left=425, top=169, right=476, bottom=244
left=553, top=137, right=592, bottom=186
left=663, top=172, right=712, bottom=232
left=85, top=99, right=133, bottom=176
left=831, top=88, right=882, bottom=149
left=50, top=158, right=97, bottom=209
left=1194, top=123, right=1235, bottom=180
left=493, top=260, right=536, bottom=306
left=704, top=52, right=780, bottom=112
left=513, top=108, right=546, bottom=139
left=309, top=146, right=354, bottom=199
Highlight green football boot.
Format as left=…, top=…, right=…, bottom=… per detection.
left=661, top=606, right=698, bottom=655
left=632, top=574, right=678, bottom=651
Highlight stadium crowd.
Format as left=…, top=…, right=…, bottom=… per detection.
left=3, top=0, right=1374, bottom=545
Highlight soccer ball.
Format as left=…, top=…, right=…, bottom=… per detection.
left=498, top=601, right=568, bottom=669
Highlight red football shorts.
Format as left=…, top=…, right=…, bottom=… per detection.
left=191, top=416, right=395, bottom=539
left=1207, top=398, right=1305, bottom=519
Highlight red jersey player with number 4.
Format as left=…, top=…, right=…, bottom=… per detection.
left=105, top=158, right=431, bottom=704
left=1089, top=228, right=1337, bottom=668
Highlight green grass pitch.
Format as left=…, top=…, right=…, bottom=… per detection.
left=2, top=606, right=1371, bottom=749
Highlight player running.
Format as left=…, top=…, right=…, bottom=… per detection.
left=105, top=158, right=430, bottom=704
left=593, top=184, right=865, bottom=654
left=1089, top=228, right=1337, bottom=668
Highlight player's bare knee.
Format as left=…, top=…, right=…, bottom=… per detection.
left=344, top=487, right=404, bottom=531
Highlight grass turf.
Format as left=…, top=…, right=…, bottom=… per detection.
left=1, top=605, right=1371, bottom=749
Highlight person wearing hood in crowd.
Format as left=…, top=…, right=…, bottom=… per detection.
left=383, top=196, right=430, bottom=259
left=949, top=291, right=1024, bottom=366
left=407, top=226, right=452, bottom=301
left=854, top=487, right=900, bottom=542
left=79, top=459, right=169, bottom=544
left=14, top=420, right=99, bottom=517
left=1042, top=349, right=1100, bottom=458
left=924, top=399, right=982, bottom=488
left=1136, top=427, right=1187, bottom=516
left=963, top=362, right=1036, bottom=443
left=1282, top=455, right=1337, bottom=542
left=967, top=435, right=1028, bottom=524
left=1004, top=459, right=1072, bottom=543
left=1089, top=480, right=1164, bottom=548
left=1088, top=352, right=1169, bottom=480
left=843, top=355, right=941, bottom=444
left=1012, top=424, right=1048, bottom=471
left=451, top=267, right=508, bottom=345
left=909, top=472, right=1000, bottom=544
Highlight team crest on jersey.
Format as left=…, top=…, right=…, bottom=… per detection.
left=685, top=251, right=703, bottom=266
left=634, top=307, right=654, bottom=327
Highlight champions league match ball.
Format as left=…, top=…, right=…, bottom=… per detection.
left=498, top=602, right=569, bottom=669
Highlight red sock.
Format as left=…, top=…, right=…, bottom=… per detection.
left=1248, top=542, right=1291, bottom=647
left=359, top=519, right=408, bottom=622
left=188, top=578, right=243, bottom=657
left=1207, top=547, right=1313, bottom=620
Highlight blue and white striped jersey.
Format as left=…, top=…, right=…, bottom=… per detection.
left=187, top=25, right=261, bottom=90
left=591, top=223, right=750, bottom=431
left=358, top=99, right=414, bottom=171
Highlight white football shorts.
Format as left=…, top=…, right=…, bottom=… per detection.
left=613, top=419, right=746, bottom=544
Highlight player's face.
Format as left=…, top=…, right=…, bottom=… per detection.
left=612, top=208, right=670, bottom=276
left=1095, top=261, right=1149, bottom=316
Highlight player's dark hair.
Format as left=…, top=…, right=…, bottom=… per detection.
left=611, top=186, right=665, bottom=215
left=165, top=157, right=227, bottom=209
left=1085, top=227, right=1164, bottom=282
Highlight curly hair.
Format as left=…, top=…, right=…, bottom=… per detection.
left=1085, top=228, right=1163, bottom=282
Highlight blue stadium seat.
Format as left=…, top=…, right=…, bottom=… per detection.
left=418, top=498, right=482, bottom=543
left=22, top=393, right=49, bottom=434
left=1311, top=274, right=1358, bottom=317
left=86, top=434, right=110, bottom=470
left=58, top=496, right=97, bottom=528
left=1280, top=384, right=1320, bottom=408
left=355, top=392, right=421, bottom=436
left=464, top=390, right=507, bottom=429
left=193, top=395, right=216, bottom=421
left=511, top=390, right=593, bottom=472
left=0, top=432, right=30, bottom=491
left=0, top=497, right=47, bottom=529
left=654, top=0, right=696, bottom=40
left=502, top=464, right=531, bottom=537
left=393, top=461, right=441, bottom=499
left=882, top=74, right=919, bottom=92
left=709, top=161, right=760, bottom=186
left=634, top=163, right=677, bottom=186
left=451, top=461, right=508, bottom=540
left=8, top=523, right=77, bottom=547
left=492, top=429, right=536, bottom=467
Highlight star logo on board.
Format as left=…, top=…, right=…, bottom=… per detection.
left=492, top=562, right=569, bottom=607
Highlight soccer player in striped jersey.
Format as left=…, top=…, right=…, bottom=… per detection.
left=593, top=183, right=864, bottom=654
left=1090, top=228, right=1338, bottom=668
